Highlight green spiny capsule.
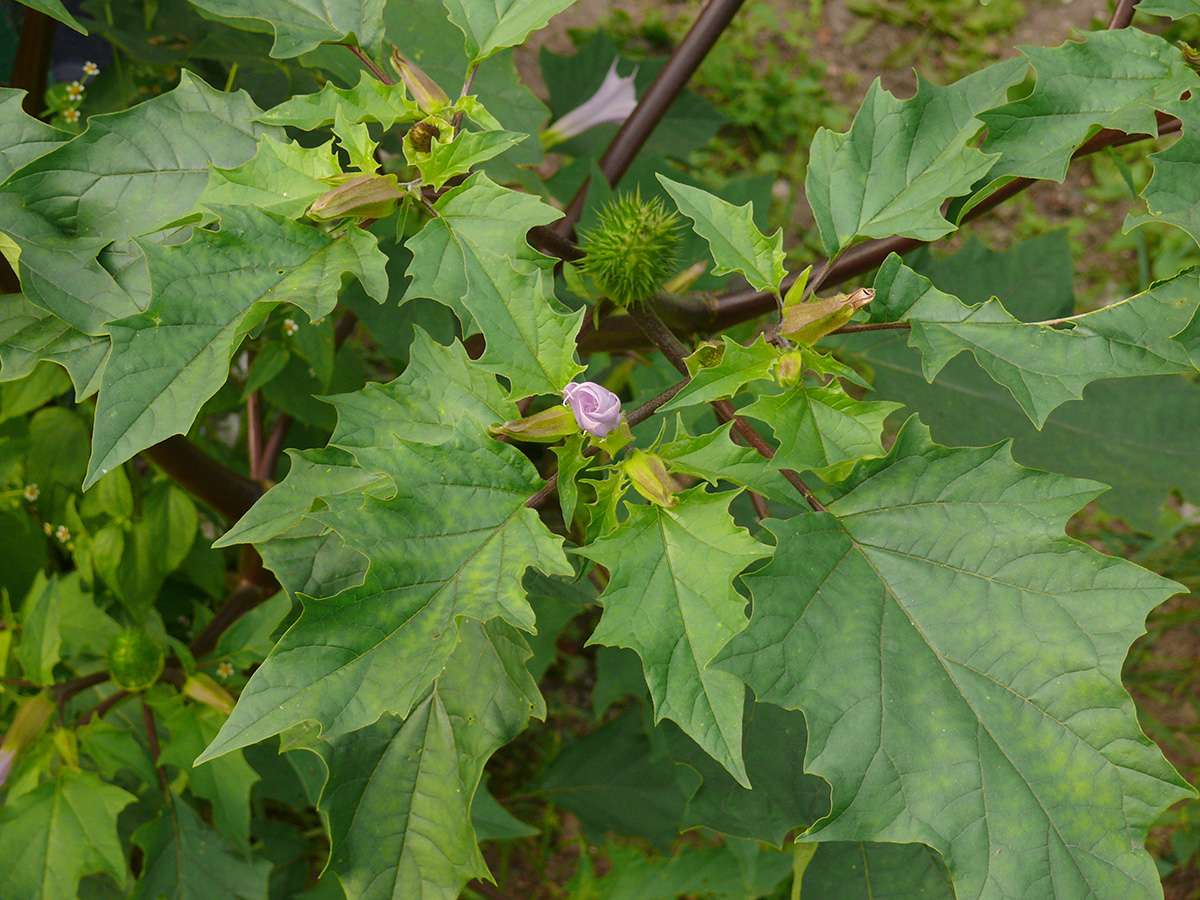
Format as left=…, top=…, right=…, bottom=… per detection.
left=579, top=190, right=681, bottom=307
left=107, top=629, right=164, bottom=691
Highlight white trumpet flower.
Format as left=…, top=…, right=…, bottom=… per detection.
left=541, top=60, right=639, bottom=149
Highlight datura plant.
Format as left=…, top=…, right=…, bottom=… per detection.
left=0, top=0, right=1198, bottom=898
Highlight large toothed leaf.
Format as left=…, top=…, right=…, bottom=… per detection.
left=980, top=29, right=1199, bottom=182
left=801, top=842, right=954, bottom=899
left=2, top=72, right=271, bottom=245
left=404, top=173, right=583, bottom=397
left=198, top=137, right=343, bottom=219
left=805, top=61, right=1024, bottom=255
left=258, top=72, right=420, bottom=130
left=740, top=383, right=900, bottom=476
left=715, top=418, right=1194, bottom=900
left=660, top=336, right=780, bottom=412
left=846, top=332, right=1200, bottom=533
left=318, top=618, right=544, bottom=900
left=131, top=796, right=271, bottom=900
left=186, top=0, right=385, bottom=58
left=198, top=415, right=569, bottom=762
left=85, top=205, right=387, bottom=488
left=0, top=90, right=66, bottom=185
left=845, top=236, right=1200, bottom=531
left=1138, top=0, right=1200, bottom=15
left=576, top=487, right=771, bottom=787
left=0, top=293, right=108, bottom=398
left=0, top=769, right=136, bottom=900
left=901, top=264, right=1200, bottom=427
left=0, top=73, right=273, bottom=336
left=657, top=177, right=785, bottom=295
left=442, top=0, right=577, bottom=64
left=658, top=420, right=795, bottom=502
left=1126, top=96, right=1200, bottom=249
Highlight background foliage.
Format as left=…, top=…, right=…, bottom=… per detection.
left=1, top=0, right=1199, bottom=898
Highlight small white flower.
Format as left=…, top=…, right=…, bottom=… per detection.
left=283, top=318, right=299, bottom=336
left=217, top=661, right=235, bottom=679
left=43, top=522, right=53, bottom=536
left=55, top=525, right=70, bottom=543
left=62, top=108, right=79, bottom=124
left=83, top=61, right=100, bottom=77
left=65, top=81, right=83, bottom=100
left=542, top=60, right=639, bottom=149
left=23, top=484, right=38, bottom=501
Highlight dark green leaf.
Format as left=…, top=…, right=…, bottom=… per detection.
left=86, top=206, right=386, bottom=488
left=806, top=61, right=1024, bottom=255
left=535, top=706, right=690, bottom=851
left=1126, top=96, right=1200, bottom=249
left=716, top=418, right=1194, bottom=900
left=666, top=698, right=829, bottom=846
left=199, top=418, right=569, bottom=761
left=800, top=842, right=954, bottom=900
left=318, top=618, right=544, bottom=900
left=0, top=90, right=65, bottom=185
left=576, top=487, right=771, bottom=786
left=403, top=174, right=583, bottom=397
left=658, top=177, right=784, bottom=295
left=980, top=29, right=1199, bottom=182
left=131, top=796, right=271, bottom=900
left=442, top=0, right=577, bottom=63
left=0, top=769, right=136, bottom=900
left=903, top=266, right=1200, bottom=426
left=185, top=0, right=385, bottom=58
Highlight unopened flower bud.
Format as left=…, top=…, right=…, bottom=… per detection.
left=781, top=287, right=874, bottom=346
left=306, top=173, right=406, bottom=222
left=775, top=350, right=805, bottom=386
left=184, top=673, right=236, bottom=716
left=390, top=48, right=450, bottom=113
left=490, top=405, right=580, bottom=442
left=622, top=450, right=680, bottom=508
left=0, top=693, right=55, bottom=786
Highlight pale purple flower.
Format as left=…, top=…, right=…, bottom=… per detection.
left=0, top=748, right=12, bottom=787
left=542, top=60, right=639, bottom=149
left=563, top=382, right=623, bottom=438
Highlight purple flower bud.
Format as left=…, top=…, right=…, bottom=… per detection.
left=0, top=748, right=12, bottom=787
left=562, top=381, right=623, bottom=438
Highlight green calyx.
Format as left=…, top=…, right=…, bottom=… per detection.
left=580, top=190, right=681, bottom=307
left=107, top=629, right=165, bottom=691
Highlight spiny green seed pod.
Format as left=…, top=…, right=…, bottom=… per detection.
left=107, top=629, right=164, bottom=691
left=579, top=190, right=681, bottom=307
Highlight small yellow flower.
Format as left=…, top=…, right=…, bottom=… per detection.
left=43, top=522, right=53, bottom=536
left=23, top=484, right=38, bottom=501
left=83, top=61, right=100, bottom=77
left=62, top=108, right=80, bottom=124
left=55, top=525, right=70, bottom=543
left=65, top=82, right=84, bottom=100
left=217, top=661, right=235, bottom=679
left=283, top=319, right=299, bottom=336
